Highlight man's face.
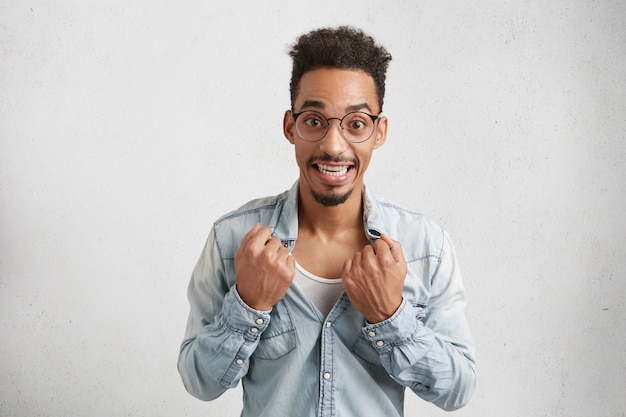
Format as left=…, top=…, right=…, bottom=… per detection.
left=283, top=67, right=387, bottom=207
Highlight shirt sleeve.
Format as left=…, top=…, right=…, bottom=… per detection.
left=177, top=227, right=272, bottom=401
left=361, top=231, right=476, bottom=411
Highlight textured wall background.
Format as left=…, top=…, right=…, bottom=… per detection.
left=1, top=1, right=625, bottom=416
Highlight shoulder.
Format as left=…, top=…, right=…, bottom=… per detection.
left=216, top=190, right=289, bottom=223
left=214, top=188, right=290, bottom=230
left=212, top=189, right=291, bottom=256
left=368, top=194, right=445, bottom=262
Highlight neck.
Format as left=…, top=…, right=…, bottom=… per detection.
left=297, top=183, right=364, bottom=238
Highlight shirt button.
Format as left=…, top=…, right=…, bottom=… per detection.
left=325, top=322, right=332, bottom=328
left=255, top=318, right=264, bottom=325
left=323, top=372, right=331, bottom=380
left=250, top=327, right=259, bottom=333
left=376, top=340, right=384, bottom=347
left=236, top=358, right=244, bottom=366
left=368, top=331, right=376, bottom=337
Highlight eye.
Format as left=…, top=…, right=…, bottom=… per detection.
left=349, top=120, right=366, bottom=129
left=304, top=117, right=322, bottom=128
left=301, top=112, right=326, bottom=129
left=345, top=114, right=369, bottom=130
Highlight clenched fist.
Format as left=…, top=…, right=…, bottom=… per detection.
left=342, top=234, right=408, bottom=323
left=234, top=223, right=296, bottom=311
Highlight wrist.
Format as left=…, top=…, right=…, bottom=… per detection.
left=365, top=298, right=403, bottom=324
left=234, top=285, right=273, bottom=313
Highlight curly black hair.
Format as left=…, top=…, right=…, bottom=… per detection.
left=288, top=26, right=392, bottom=111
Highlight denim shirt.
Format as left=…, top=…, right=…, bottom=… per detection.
left=178, top=181, right=476, bottom=416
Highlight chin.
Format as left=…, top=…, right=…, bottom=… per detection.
left=310, top=187, right=353, bottom=207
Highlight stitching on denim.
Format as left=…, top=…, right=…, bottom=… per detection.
left=215, top=202, right=280, bottom=223
left=406, top=253, right=440, bottom=264
left=376, top=199, right=424, bottom=216
left=429, top=228, right=446, bottom=280
left=212, top=226, right=226, bottom=265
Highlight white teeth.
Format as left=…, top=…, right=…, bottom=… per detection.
left=317, top=164, right=349, bottom=177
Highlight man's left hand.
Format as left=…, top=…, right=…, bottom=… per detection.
left=342, top=234, right=408, bottom=323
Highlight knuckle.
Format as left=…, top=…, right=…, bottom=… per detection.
left=247, top=245, right=262, bottom=259
left=260, top=248, right=274, bottom=262
left=380, top=252, right=394, bottom=265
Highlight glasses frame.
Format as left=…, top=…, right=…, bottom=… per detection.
left=291, top=109, right=381, bottom=143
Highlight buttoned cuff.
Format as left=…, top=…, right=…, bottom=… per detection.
left=222, top=286, right=272, bottom=341
left=362, top=298, right=422, bottom=352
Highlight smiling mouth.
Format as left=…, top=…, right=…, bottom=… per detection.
left=316, top=164, right=351, bottom=177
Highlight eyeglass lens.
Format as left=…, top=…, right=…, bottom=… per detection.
left=295, top=111, right=376, bottom=143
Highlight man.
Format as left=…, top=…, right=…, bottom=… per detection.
left=178, top=26, right=475, bottom=416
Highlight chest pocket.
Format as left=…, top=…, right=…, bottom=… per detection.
left=252, top=300, right=297, bottom=360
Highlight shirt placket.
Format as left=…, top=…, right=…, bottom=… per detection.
left=317, top=294, right=352, bottom=417
left=318, top=316, right=335, bottom=417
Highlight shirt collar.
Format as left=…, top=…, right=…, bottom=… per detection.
left=362, top=184, right=386, bottom=243
left=273, top=180, right=386, bottom=245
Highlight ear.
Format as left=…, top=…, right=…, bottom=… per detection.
left=283, top=110, right=296, bottom=144
left=372, top=116, right=388, bottom=149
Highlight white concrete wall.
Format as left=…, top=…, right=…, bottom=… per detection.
left=1, top=1, right=624, bottom=416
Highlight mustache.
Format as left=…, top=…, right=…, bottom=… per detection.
left=307, top=155, right=358, bottom=165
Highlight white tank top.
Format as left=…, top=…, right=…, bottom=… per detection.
left=294, top=262, right=344, bottom=317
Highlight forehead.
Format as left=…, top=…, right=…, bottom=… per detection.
left=294, top=67, right=379, bottom=113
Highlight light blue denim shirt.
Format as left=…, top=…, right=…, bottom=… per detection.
left=178, top=181, right=476, bottom=416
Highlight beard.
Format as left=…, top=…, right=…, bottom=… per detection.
left=310, top=186, right=353, bottom=207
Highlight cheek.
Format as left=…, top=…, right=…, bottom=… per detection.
left=355, top=147, right=375, bottom=169
left=293, top=143, right=312, bottom=167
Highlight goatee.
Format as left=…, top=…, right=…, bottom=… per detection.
left=310, top=187, right=353, bottom=207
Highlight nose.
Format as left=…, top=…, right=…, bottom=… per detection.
left=319, top=119, right=348, bottom=156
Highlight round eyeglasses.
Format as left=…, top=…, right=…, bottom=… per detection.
left=292, top=110, right=381, bottom=143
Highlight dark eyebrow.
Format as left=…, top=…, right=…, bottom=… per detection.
left=296, top=101, right=374, bottom=114
left=297, top=100, right=325, bottom=112
left=347, top=103, right=373, bottom=113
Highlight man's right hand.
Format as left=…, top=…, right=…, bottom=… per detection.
left=234, top=223, right=296, bottom=311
